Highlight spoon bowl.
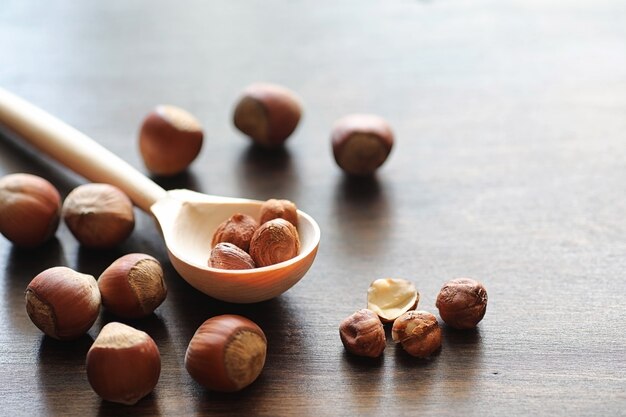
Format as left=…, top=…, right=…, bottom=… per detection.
left=0, top=88, right=320, bottom=303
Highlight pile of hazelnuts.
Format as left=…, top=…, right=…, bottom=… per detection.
left=340, top=277, right=488, bottom=359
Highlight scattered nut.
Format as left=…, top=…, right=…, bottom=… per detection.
left=185, top=315, right=267, bottom=392
left=367, top=278, right=419, bottom=323
left=62, top=183, right=135, bottom=249
left=211, top=213, right=259, bottom=253
left=392, top=310, right=442, bottom=358
left=0, top=173, right=61, bottom=247
left=86, top=322, right=161, bottom=405
left=436, top=278, right=488, bottom=329
left=249, top=218, right=300, bottom=267
left=331, top=114, right=394, bottom=176
left=25, top=266, right=100, bottom=340
left=339, top=309, right=386, bottom=358
left=208, top=242, right=255, bottom=270
left=139, top=105, right=204, bottom=176
left=233, top=83, right=302, bottom=147
left=259, top=198, right=298, bottom=227
left=98, top=253, right=167, bottom=319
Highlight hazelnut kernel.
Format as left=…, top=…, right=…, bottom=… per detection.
left=233, top=83, right=302, bottom=147
left=249, top=218, right=300, bottom=267
left=436, top=278, right=488, bottom=329
left=185, top=315, right=267, bottom=392
left=98, top=253, right=167, bottom=319
left=139, top=105, right=204, bottom=176
left=211, top=213, right=259, bottom=252
left=392, top=310, right=442, bottom=358
left=25, top=266, right=100, bottom=340
left=62, top=183, right=135, bottom=249
left=331, top=114, right=394, bottom=176
left=339, top=309, right=386, bottom=358
left=259, top=198, right=298, bottom=227
left=367, top=278, right=419, bottom=323
left=208, top=242, right=256, bottom=270
left=0, top=173, right=61, bottom=247
left=86, top=322, right=161, bottom=405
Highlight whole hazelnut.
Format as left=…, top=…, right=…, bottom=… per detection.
left=367, top=278, right=419, bottom=323
left=436, top=278, right=488, bottom=329
left=233, top=83, right=302, bottom=147
left=0, top=173, right=61, bottom=247
left=25, top=266, right=100, bottom=340
left=208, top=242, right=255, bottom=270
left=331, top=114, right=394, bottom=176
left=211, top=213, right=258, bottom=252
left=185, top=315, right=267, bottom=392
left=392, top=310, right=442, bottom=358
left=86, top=322, right=161, bottom=405
left=98, top=253, right=167, bottom=319
left=139, top=105, right=204, bottom=176
left=62, top=183, right=135, bottom=249
left=259, top=198, right=298, bottom=227
left=339, top=309, right=386, bottom=358
left=249, top=218, right=300, bottom=267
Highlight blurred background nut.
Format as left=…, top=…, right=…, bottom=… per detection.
left=211, top=213, right=258, bottom=252
left=436, top=278, right=488, bottom=329
left=62, top=183, right=135, bottom=249
left=0, top=173, right=61, bottom=247
left=392, top=310, right=441, bottom=358
left=367, top=278, right=418, bottom=323
left=259, top=198, right=298, bottom=227
left=233, top=83, right=302, bottom=147
left=139, top=105, right=204, bottom=176
left=249, top=218, right=300, bottom=267
left=339, top=309, right=386, bottom=358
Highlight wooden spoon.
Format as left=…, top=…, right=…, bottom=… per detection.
left=0, top=88, right=320, bottom=303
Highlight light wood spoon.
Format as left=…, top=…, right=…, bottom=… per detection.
left=0, top=87, right=320, bottom=303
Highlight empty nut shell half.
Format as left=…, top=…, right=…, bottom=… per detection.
left=367, top=278, right=419, bottom=323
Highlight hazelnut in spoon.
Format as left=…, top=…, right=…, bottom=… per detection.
left=0, top=87, right=320, bottom=303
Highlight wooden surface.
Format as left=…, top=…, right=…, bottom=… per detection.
left=1, top=1, right=625, bottom=416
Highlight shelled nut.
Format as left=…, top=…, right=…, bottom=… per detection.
left=208, top=242, right=256, bottom=270
left=259, top=198, right=298, bottom=227
left=367, top=278, right=419, bottom=323
left=211, top=213, right=259, bottom=253
left=339, top=309, right=386, bottom=358
left=436, top=278, right=488, bottom=329
left=392, top=310, right=442, bottom=358
left=249, top=218, right=300, bottom=267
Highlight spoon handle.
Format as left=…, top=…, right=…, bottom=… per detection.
left=0, top=87, right=167, bottom=212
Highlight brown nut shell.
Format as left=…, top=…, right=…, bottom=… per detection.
left=249, top=218, right=300, bottom=267
left=209, top=242, right=256, bottom=270
left=436, top=278, right=488, bottom=329
left=233, top=83, right=302, bottom=147
left=139, top=105, right=204, bottom=176
left=25, top=266, right=100, bottom=340
left=259, top=198, right=298, bottom=227
left=62, top=183, right=135, bottom=249
left=211, top=213, right=259, bottom=252
left=98, top=253, right=167, bottom=319
left=0, top=173, right=61, bottom=247
left=339, top=309, right=386, bottom=358
left=185, top=315, right=267, bottom=392
left=86, top=322, right=161, bottom=405
left=331, top=114, right=394, bottom=176
left=392, top=310, right=442, bottom=358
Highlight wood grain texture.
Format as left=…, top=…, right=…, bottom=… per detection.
left=1, top=0, right=625, bottom=416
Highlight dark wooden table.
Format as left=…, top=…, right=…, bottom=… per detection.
left=1, top=1, right=625, bottom=416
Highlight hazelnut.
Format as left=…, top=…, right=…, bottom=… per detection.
left=331, top=114, right=394, bottom=176
left=0, top=173, right=61, bottom=247
left=367, top=278, right=419, bottom=323
left=25, top=266, right=100, bottom=340
left=339, top=309, right=386, bottom=358
left=392, top=310, right=442, bottom=358
left=139, top=105, right=204, bottom=176
left=233, top=83, right=302, bottom=147
left=208, top=242, right=255, bottom=270
left=185, top=315, right=267, bottom=392
left=211, top=213, right=258, bottom=253
left=86, top=322, right=161, bottom=405
left=259, top=198, right=298, bottom=227
left=98, top=253, right=167, bottom=319
left=249, top=218, right=300, bottom=267
left=62, top=183, right=135, bottom=249
left=436, top=278, right=488, bottom=329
